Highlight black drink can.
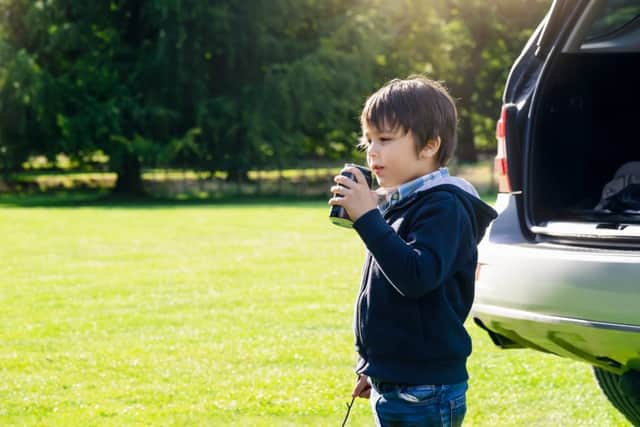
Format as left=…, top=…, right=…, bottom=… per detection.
left=329, top=163, right=373, bottom=228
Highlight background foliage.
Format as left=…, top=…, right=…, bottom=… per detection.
left=0, top=0, right=550, bottom=193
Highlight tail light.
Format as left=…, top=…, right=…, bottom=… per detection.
left=494, top=105, right=512, bottom=193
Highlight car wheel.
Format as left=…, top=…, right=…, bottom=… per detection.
left=593, top=367, right=640, bottom=426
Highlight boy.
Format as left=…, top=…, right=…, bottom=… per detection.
left=329, top=76, right=497, bottom=427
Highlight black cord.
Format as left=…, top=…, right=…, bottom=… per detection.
left=341, top=396, right=356, bottom=427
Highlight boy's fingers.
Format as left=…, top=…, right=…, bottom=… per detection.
left=351, top=384, right=362, bottom=398
left=330, top=185, right=349, bottom=196
left=345, top=167, right=366, bottom=186
left=351, top=379, right=362, bottom=397
left=351, top=377, right=372, bottom=398
left=359, top=386, right=371, bottom=399
left=334, top=175, right=353, bottom=187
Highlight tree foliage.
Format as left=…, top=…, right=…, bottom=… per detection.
left=0, top=0, right=551, bottom=192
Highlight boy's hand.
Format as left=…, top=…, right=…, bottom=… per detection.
left=352, top=375, right=371, bottom=398
left=329, top=166, right=378, bottom=222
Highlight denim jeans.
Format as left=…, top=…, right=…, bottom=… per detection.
left=369, top=378, right=467, bottom=427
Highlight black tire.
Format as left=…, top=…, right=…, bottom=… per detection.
left=593, top=366, right=640, bottom=426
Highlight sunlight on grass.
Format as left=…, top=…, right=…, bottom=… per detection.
left=0, top=200, right=630, bottom=425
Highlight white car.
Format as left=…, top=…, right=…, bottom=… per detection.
left=473, top=1, right=640, bottom=424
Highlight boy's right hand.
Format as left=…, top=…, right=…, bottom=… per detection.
left=329, top=167, right=378, bottom=223
left=352, top=375, right=371, bottom=399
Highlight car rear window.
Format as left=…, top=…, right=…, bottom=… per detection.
left=586, top=0, right=640, bottom=40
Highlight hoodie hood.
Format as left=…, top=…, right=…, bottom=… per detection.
left=416, top=175, right=480, bottom=198
left=416, top=180, right=498, bottom=244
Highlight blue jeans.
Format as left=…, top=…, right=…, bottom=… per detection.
left=369, top=378, right=467, bottom=427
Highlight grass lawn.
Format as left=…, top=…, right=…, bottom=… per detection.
left=0, top=196, right=630, bottom=426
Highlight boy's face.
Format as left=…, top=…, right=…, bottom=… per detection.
left=362, top=123, right=440, bottom=189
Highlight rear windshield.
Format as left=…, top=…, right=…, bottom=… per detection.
left=586, top=0, right=640, bottom=40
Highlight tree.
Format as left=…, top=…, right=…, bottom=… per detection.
left=203, top=0, right=389, bottom=179
left=0, top=0, right=210, bottom=194
left=436, top=0, right=550, bottom=162
left=0, top=0, right=552, bottom=191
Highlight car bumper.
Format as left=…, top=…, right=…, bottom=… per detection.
left=473, top=194, right=640, bottom=371
left=472, top=302, right=640, bottom=373
left=476, top=240, right=640, bottom=325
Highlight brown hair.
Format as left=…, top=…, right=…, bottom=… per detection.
left=360, top=76, right=458, bottom=166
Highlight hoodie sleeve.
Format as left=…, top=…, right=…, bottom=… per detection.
left=352, top=193, right=470, bottom=299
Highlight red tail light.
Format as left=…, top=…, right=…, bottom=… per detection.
left=494, top=105, right=512, bottom=193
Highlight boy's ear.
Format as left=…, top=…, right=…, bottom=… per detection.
left=420, top=137, right=441, bottom=159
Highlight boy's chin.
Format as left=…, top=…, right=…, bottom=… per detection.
left=373, top=175, right=386, bottom=186
left=375, top=178, right=394, bottom=188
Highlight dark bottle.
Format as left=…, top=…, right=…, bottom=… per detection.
left=329, top=163, right=373, bottom=228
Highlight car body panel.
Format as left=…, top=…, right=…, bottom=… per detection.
left=477, top=236, right=640, bottom=326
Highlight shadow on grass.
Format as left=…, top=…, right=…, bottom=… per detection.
left=0, top=190, right=331, bottom=209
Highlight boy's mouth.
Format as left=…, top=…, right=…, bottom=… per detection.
left=372, top=165, right=384, bottom=174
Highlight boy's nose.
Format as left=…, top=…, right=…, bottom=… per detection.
left=367, top=142, right=380, bottom=157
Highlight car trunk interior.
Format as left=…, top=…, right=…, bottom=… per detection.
left=528, top=52, right=640, bottom=241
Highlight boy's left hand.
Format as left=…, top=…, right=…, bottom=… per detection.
left=352, top=375, right=371, bottom=398
left=329, top=166, right=378, bottom=222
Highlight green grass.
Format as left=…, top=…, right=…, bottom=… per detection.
left=0, top=197, right=630, bottom=426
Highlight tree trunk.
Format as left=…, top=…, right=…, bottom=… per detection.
left=112, top=153, right=145, bottom=195
left=225, top=167, right=250, bottom=183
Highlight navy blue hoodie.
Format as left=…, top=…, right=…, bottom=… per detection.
left=351, top=182, right=497, bottom=385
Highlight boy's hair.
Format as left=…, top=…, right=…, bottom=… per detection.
left=360, top=76, right=458, bottom=166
